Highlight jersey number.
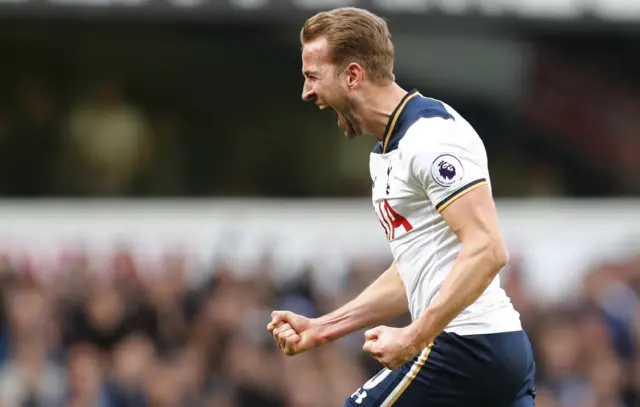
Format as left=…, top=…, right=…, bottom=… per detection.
left=376, top=200, right=413, bottom=241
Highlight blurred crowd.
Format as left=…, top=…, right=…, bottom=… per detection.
left=0, top=73, right=573, bottom=199
left=0, top=76, right=186, bottom=198
left=0, top=246, right=639, bottom=407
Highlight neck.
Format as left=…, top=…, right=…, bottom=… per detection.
left=357, top=82, right=408, bottom=141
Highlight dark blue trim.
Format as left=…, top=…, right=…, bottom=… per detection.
left=373, top=93, right=455, bottom=154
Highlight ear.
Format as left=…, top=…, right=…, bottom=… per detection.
left=345, top=62, right=364, bottom=89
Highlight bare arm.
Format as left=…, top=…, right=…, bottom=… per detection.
left=410, top=185, right=509, bottom=348
left=317, top=262, right=408, bottom=343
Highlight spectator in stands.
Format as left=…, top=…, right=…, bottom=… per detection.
left=58, top=77, right=153, bottom=196
left=0, top=246, right=638, bottom=407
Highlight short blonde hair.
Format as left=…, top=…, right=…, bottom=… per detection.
left=300, top=7, right=395, bottom=83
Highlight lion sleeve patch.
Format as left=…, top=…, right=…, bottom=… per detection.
left=418, top=148, right=488, bottom=212
left=403, top=115, right=490, bottom=213
left=430, top=154, right=464, bottom=187
left=424, top=153, right=486, bottom=211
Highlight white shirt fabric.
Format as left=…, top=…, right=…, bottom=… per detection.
left=370, top=92, right=522, bottom=336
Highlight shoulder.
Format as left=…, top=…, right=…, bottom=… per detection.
left=399, top=104, right=482, bottom=157
left=399, top=117, right=461, bottom=159
left=397, top=105, right=488, bottom=186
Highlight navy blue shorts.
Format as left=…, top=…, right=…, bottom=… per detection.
left=345, top=330, right=536, bottom=407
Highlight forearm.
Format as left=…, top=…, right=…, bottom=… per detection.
left=411, top=241, right=508, bottom=348
left=316, top=262, right=408, bottom=342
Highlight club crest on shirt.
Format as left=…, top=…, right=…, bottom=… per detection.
left=431, top=154, right=464, bottom=186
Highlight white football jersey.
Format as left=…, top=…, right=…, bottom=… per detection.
left=370, top=90, right=522, bottom=336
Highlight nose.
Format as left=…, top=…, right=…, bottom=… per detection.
left=302, top=80, right=315, bottom=102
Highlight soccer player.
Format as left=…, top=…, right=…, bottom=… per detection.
left=267, top=7, right=536, bottom=407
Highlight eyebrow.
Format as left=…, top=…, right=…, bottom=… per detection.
left=303, top=69, right=319, bottom=78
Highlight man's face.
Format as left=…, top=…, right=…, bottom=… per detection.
left=301, top=37, right=358, bottom=139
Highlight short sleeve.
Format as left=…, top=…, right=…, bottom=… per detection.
left=407, top=118, right=489, bottom=212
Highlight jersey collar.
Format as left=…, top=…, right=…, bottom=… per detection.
left=381, top=89, right=420, bottom=154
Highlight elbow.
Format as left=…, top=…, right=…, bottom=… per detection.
left=479, top=237, right=509, bottom=274
left=461, top=231, right=510, bottom=275
left=488, top=240, right=509, bottom=272
left=494, top=244, right=509, bottom=270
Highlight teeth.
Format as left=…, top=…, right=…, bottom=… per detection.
left=319, top=105, right=328, bottom=110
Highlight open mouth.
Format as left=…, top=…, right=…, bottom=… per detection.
left=318, top=104, right=353, bottom=138
left=319, top=104, right=339, bottom=119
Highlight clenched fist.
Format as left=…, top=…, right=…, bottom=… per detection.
left=267, top=310, right=327, bottom=356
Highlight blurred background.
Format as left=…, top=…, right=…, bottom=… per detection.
left=0, top=0, right=640, bottom=406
